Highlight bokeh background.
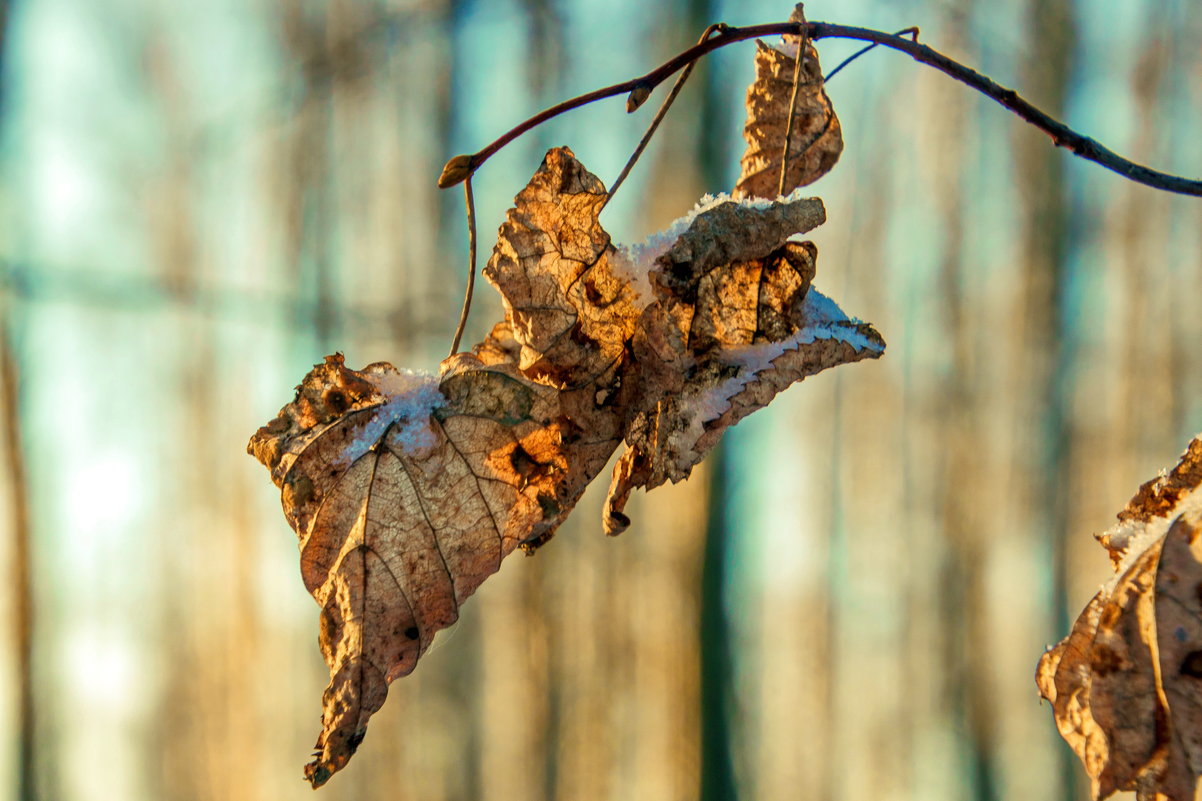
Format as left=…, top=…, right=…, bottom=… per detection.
left=1, top=0, right=1200, bottom=799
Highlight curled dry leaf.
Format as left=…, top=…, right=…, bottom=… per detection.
left=250, top=146, right=884, bottom=785
left=604, top=194, right=882, bottom=534
left=1037, top=435, right=1202, bottom=801
left=733, top=7, right=843, bottom=201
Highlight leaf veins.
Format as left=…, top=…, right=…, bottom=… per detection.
left=249, top=147, right=883, bottom=786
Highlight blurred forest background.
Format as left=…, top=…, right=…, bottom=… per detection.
left=1, top=0, right=1200, bottom=799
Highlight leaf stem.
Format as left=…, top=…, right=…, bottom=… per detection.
left=606, top=23, right=726, bottom=205
left=778, top=6, right=808, bottom=198
left=448, top=177, right=477, bottom=358
left=823, top=26, right=919, bottom=83
left=438, top=20, right=1202, bottom=197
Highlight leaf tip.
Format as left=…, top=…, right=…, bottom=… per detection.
left=304, top=761, right=332, bottom=789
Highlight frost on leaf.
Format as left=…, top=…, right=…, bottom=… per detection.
left=603, top=192, right=883, bottom=534
left=248, top=355, right=582, bottom=786
left=1037, top=435, right=1202, bottom=801
left=733, top=8, right=843, bottom=201
left=249, top=146, right=883, bottom=786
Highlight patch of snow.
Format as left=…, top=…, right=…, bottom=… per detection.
left=722, top=286, right=881, bottom=378
left=677, top=286, right=882, bottom=449
left=772, top=38, right=801, bottom=59
left=339, top=368, right=445, bottom=465
left=1102, top=487, right=1202, bottom=594
left=612, top=188, right=817, bottom=308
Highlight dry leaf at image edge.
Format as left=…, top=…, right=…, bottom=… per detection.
left=1038, top=436, right=1202, bottom=801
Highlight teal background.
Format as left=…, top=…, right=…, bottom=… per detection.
left=1, top=1, right=1200, bottom=799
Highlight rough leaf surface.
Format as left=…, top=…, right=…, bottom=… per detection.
left=733, top=14, right=843, bottom=200
left=1037, top=435, right=1202, bottom=801
left=250, top=147, right=883, bottom=786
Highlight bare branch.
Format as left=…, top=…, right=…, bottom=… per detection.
left=823, top=26, right=919, bottom=83
left=438, top=20, right=1202, bottom=197
left=809, top=22, right=1202, bottom=196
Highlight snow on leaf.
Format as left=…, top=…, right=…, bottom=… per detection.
left=250, top=146, right=884, bottom=786
left=605, top=260, right=884, bottom=534
left=249, top=355, right=584, bottom=786
left=1037, top=435, right=1202, bottom=801
left=733, top=9, right=843, bottom=201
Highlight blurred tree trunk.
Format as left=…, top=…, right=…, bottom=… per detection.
left=689, top=0, right=737, bottom=799
left=930, top=4, right=989, bottom=800
left=1014, top=1, right=1078, bottom=797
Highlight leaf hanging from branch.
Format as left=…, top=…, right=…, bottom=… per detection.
left=734, top=23, right=844, bottom=200
left=1037, top=436, right=1202, bottom=801
left=250, top=146, right=883, bottom=786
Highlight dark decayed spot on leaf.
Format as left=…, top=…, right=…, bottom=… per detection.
left=1180, top=651, right=1202, bottom=678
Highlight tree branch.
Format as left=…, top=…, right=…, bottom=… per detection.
left=437, top=20, right=1202, bottom=197
left=809, top=23, right=1202, bottom=196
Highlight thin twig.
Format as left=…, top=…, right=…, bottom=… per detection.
left=606, top=23, right=726, bottom=204
left=438, top=20, right=1202, bottom=197
left=436, top=22, right=792, bottom=188
left=809, top=22, right=1202, bottom=195
left=448, top=177, right=477, bottom=357
left=824, top=26, right=919, bottom=83
left=778, top=7, right=808, bottom=198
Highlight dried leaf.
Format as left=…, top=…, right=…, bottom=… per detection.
left=249, top=355, right=597, bottom=786
left=1121, top=437, right=1202, bottom=524
left=1154, top=508, right=1202, bottom=791
left=604, top=196, right=883, bottom=532
left=733, top=13, right=843, bottom=200
left=251, top=147, right=885, bottom=785
left=482, top=147, right=643, bottom=388
left=1036, top=594, right=1111, bottom=787
left=1039, top=435, right=1202, bottom=801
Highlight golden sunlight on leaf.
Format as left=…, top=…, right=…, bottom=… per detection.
left=250, top=147, right=883, bottom=786
left=733, top=21, right=843, bottom=200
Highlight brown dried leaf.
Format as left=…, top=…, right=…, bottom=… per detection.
left=1039, top=435, right=1202, bottom=801
left=482, top=147, right=643, bottom=388
left=604, top=194, right=884, bottom=534
left=1036, top=594, right=1111, bottom=788
left=251, top=147, right=885, bottom=785
left=1088, top=544, right=1165, bottom=798
left=1122, top=438, right=1202, bottom=524
left=733, top=9, right=843, bottom=200
left=1154, top=507, right=1202, bottom=786
left=249, top=354, right=606, bottom=786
